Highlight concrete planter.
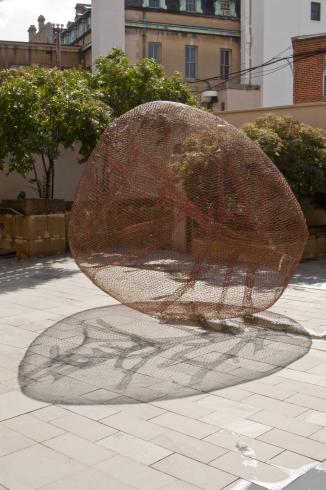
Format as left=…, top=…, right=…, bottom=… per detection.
left=302, top=227, right=326, bottom=259
left=0, top=199, right=66, bottom=258
left=193, top=227, right=326, bottom=264
left=302, top=200, right=326, bottom=227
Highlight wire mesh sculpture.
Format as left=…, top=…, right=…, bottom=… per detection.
left=69, top=101, right=308, bottom=322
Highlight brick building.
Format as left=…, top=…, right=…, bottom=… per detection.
left=293, top=33, right=326, bottom=104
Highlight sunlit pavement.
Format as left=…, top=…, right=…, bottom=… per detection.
left=0, top=255, right=326, bottom=490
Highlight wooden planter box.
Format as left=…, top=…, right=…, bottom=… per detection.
left=0, top=199, right=66, bottom=258
left=0, top=199, right=66, bottom=216
left=191, top=237, right=279, bottom=267
left=302, top=227, right=326, bottom=259
left=192, top=227, right=326, bottom=265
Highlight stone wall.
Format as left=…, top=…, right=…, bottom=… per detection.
left=0, top=200, right=66, bottom=258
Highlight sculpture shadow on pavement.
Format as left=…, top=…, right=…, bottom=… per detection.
left=18, top=304, right=311, bottom=405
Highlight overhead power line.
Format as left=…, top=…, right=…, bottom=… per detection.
left=190, top=45, right=326, bottom=95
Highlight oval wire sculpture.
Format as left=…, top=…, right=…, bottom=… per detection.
left=69, top=102, right=308, bottom=322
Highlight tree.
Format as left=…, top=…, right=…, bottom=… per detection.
left=95, top=49, right=198, bottom=117
left=170, top=131, right=223, bottom=220
left=0, top=66, right=110, bottom=198
left=242, top=114, right=326, bottom=208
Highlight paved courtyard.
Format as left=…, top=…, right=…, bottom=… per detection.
left=0, top=255, right=326, bottom=490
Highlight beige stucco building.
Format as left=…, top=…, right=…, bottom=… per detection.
left=125, top=6, right=240, bottom=85
left=0, top=1, right=262, bottom=110
left=16, top=1, right=254, bottom=110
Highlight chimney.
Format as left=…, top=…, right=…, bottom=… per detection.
left=38, top=15, right=45, bottom=31
left=28, top=25, right=37, bottom=42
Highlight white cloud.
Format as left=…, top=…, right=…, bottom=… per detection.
left=0, top=0, right=78, bottom=41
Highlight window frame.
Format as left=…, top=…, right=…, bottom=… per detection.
left=149, top=0, right=161, bottom=8
left=185, top=0, right=197, bottom=12
left=311, top=1, right=321, bottom=21
left=220, top=48, right=232, bottom=81
left=148, top=41, right=162, bottom=63
left=185, top=45, right=198, bottom=80
left=323, top=56, right=326, bottom=97
left=220, top=0, right=231, bottom=12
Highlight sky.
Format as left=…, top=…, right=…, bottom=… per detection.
left=0, top=0, right=78, bottom=41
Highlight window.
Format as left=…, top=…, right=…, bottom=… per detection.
left=148, top=42, right=161, bottom=63
left=311, top=2, right=321, bottom=20
left=324, top=56, right=326, bottom=96
left=62, top=32, right=70, bottom=44
left=220, top=48, right=232, bottom=80
left=71, top=27, right=77, bottom=42
left=185, top=45, right=197, bottom=80
left=220, top=0, right=230, bottom=10
left=149, top=0, right=160, bottom=7
left=78, top=21, right=86, bottom=37
left=186, top=0, right=197, bottom=12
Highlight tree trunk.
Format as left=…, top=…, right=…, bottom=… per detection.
left=44, top=167, right=51, bottom=199
left=49, top=157, right=55, bottom=199
left=31, top=159, right=42, bottom=198
left=43, top=156, right=55, bottom=199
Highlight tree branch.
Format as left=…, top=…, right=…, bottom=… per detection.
left=31, top=159, right=42, bottom=198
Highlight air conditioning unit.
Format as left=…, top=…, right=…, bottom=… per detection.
left=201, top=90, right=218, bottom=104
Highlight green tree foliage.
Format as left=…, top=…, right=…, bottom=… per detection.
left=170, top=131, right=239, bottom=227
left=0, top=66, right=110, bottom=198
left=242, top=114, right=326, bottom=208
left=95, top=49, right=199, bottom=117
left=171, top=132, right=222, bottom=219
left=0, top=51, right=198, bottom=199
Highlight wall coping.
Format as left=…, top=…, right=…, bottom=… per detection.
left=216, top=101, right=326, bottom=116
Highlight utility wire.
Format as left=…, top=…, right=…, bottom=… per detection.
left=191, top=61, right=293, bottom=95
left=191, top=60, right=289, bottom=94
left=190, top=45, right=326, bottom=95
left=189, top=50, right=292, bottom=85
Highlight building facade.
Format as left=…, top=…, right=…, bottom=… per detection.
left=241, top=0, right=326, bottom=107
left=125, top=2, right=241, bottom=86
left=0, top=1, right=261, bottom=110
left=60, top=1, right=242, bottom=91
left=0, top=41, right=81, bottom=70
left=74, top=1, right=253, bottom=108
left=26, top=1, right=244, bottom=108
left=292, top=33, right=326, bottom=103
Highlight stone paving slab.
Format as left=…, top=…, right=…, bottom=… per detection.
left=0, top=255, right=325, bottom=489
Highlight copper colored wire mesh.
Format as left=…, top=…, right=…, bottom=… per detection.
left=69, top=102, right=308, bottom=322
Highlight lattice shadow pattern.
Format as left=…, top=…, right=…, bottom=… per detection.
left=69, top=102, right=308, bottom=322
left=19, top=305, right=311, bottom=405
